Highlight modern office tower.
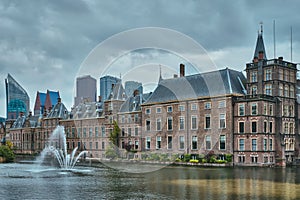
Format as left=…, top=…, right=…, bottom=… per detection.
left=5, top=74, right=30, bottom=119
left=74, top=75, right=97, bottom=106
left=100, top=75, right=121, bottom=101
left=125, top=81, right=143, bottom=97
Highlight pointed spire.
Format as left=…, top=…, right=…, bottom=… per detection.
left=158, top=64, right=163, bottom=83
left=253, top=22, right=267, bottom=60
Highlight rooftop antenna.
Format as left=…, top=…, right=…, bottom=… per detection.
left=158, top=64, right=163, bottom=82
left=291, top=26, right=293, bottom=62
left=273, top=20, right=276, bottom=58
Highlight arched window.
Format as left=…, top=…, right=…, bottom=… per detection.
left=290, top=86, right=294, bottom=98
left=279, top=84, right=283, bottom=96
left=284, top=85, right=289, bottom=97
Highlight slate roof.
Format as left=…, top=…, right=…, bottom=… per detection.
left=253, top=32, right=267, bottom=60
left=120, top=94, right=144, bottom=112
left=71, top=101, right=103, bottom=119
left=108, top=81, right=127, bottom=101
left=145, top=68, right=246, bottom=104
left=46, top=101, right=68, bottom=119
left=11, top=115, right=39, bottom=128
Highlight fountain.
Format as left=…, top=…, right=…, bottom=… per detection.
left=38, top=126, right=88, bottom=170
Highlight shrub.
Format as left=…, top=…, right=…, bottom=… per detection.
left=190, top=159, right=199, bottom=163
left=175, top=158, right=181, bottom=162
left=0, top=145, right=15, bottom=163
left=183, top=154, right=191, bottom=162
left=209, top=156, right=216, bottom=163
left=225, top=154, right=232, bottom=162
left=202, top=159, right=207, bottom=163
left=216, top=160, right=227, bottom=164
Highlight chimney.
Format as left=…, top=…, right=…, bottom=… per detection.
left=28, top=111, right=32, bottom=117
left=57, top=97, right=61, bottom=103
left=258, top=51, right=264, bottom=60
left=278, top=56, right=283, bottom=60
left=98, top=96, right=102, bottom=102
left=133, top=89, right=139, bottom=97
left=173, top=74, right=178, bottom=78
left=253, top=56, right=258, bottom=63
left=111, top=84, right=115, bottom=89
left=180, top=63, right=185, bottom=77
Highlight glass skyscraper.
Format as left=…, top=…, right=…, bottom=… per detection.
left=99, top=75, right=121, bottom=101
left=5, top=74, right=30, bottom=119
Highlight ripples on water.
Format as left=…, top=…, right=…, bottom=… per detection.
left=0, top=163, right=299, bottom=200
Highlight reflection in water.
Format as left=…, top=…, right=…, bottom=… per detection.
left=0, top=163, right=299, bottom=200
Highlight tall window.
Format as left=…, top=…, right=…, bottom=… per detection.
left=167, top=136, right=172, bottom=149
left=206, top=135, right=211, bottom=150
left=279, top=84, right=283, bottom=96
left=264, top=104, right=267, bottom=115
left=205, top=115, right=211, bottom=129
left=146, top=137, right=151, bottom=149
left=269, top=121, right=273, bottom=133
left=101, top=126, right=105, bottom=137
left=156, top=136, right=161, bottom=149
left=179, top=136, right=185, bottom=150
left=283, top=105, right=289, bottom=116
left=239, top=139, right=245, bottom=151
left=251, top=86, right=257, bottom=95
left=269, top=139, right=273, bottom=151
left=252, top=139, right=257, bottom=151
left=284, top=122, right=289, bottom=134
left=265, top=69, right=272, bottom=81
left=251, top=103, right=257, bottom=115
left=95, top=127, right=99, bottom=137
left=179, top=116, right=185, bottom=130
left=251, top=71, right=257, bottom=82
left=135, top=127, right=138, bottom=136
left=252, top=121, right=257, bottom=133
left=263, top=139, right=267, bottom=151
left=239, top=104, right=245, bottom=116
left=167, top=117, right=173, bottom=130
left=156, top=118, right=161, bottom=131
left=263, top=121, right=267, bottom=133
left=128, top=127, right=131, bottom=136
left=192, top=136, right=197, bottom=150
left=265, top=84, right=272, bottom=95
left=279, top=69, right=283, bottom=80
left=167, top=106, right=173, bottom=113
left=219, top=114, right=226, bottom=128
left=220, top=135, right=226, bottom=150
left=239, top=122, right=245, bottom=133
left=289, top=123, right=294, bottom=134
left=284, top=85, right=289, bottom=97
left=290, top=86, right=294, bottom=98
left=269, top=104, right=273, bottom=116
left=89, top=128, right=93, bottom=138
left=191, top=116, right=197, bottom=130
left=146, top=120, right=151, bottom=131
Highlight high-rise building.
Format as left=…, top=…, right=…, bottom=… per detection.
left=125, top=81, right=143, bottom=97
left=100, top=75, right=120, bottom=101
left=74, top=75, right=97, bottom=106
left=5, top=74, right=30, bottom=119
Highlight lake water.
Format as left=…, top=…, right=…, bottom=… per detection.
left=0, top=163, right=299, bottom=200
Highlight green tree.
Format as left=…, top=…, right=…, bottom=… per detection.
left=0, top=145, right=15, bottom=163
left=109, top=120, right=120, bottom=147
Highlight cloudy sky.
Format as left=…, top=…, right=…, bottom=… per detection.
left=1, top=0, right=300, bottom=117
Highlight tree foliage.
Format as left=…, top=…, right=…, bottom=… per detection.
left=109, top=120, right=120, bottom=147
left=0, top=144, right=15, bottom=163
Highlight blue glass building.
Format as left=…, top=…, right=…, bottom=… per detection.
left=99, top=75, right=121, bottom=101
left=5, top=74, right=30, bottom=119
